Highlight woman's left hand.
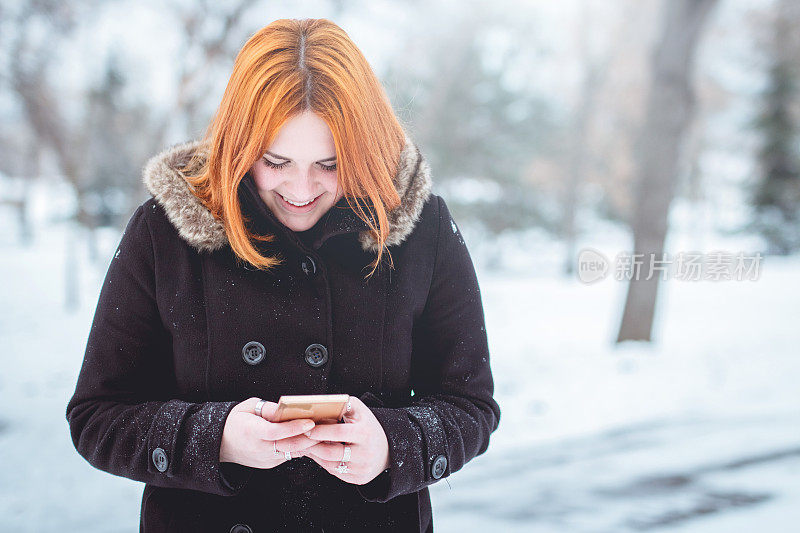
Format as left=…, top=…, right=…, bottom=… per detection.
left=300, top=395, right=390, bottom=485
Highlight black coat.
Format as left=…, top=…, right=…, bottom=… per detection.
left=66, top=134, right=501, bottom=532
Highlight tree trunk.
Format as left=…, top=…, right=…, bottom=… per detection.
left=616, top=0, right=718, bottom=343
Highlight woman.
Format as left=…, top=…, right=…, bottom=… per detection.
left=66, top=17, right=500, bottom=533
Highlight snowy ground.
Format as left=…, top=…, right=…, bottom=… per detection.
left=431, top=267, right=800, bottom=532
left=1, top=205, right=798, bottom=532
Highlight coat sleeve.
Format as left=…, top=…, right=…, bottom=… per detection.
left=65, top=203, right=253, bottom=496
left=356, top=195, right=501, bottom=503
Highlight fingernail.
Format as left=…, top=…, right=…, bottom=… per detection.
left=303, top=421, right=314, bottom=432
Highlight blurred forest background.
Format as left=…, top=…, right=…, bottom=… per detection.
left=2, top=0, right=799, bottom=339
left=1, top=0, right=799, bottom=531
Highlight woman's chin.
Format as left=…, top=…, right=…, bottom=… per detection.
left=274, top=210, right=322, bottom=232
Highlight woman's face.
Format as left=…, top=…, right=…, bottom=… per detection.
left=249, top=110, right=343, bottom=232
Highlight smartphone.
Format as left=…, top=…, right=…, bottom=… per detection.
left=272, top=394, right=350, bottom=424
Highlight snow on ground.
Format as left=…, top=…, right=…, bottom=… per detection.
left=430, top=261, right=800, bottom=532
left=0, top=200, right=798, bottom=531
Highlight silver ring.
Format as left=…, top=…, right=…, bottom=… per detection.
left=342, top=445, right=351, bottom=463
left=254, top=399, right=266, bottom=418
left=284, top=451, right=292, bottom=461
left=335, top=462, right=350, bottom=474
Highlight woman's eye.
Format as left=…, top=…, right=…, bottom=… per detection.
left=263, top=158, right=289, bottom=170
left=263, top=157, right=336, bottom=172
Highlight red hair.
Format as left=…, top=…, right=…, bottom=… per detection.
left=183, top=18, right=407, bottom=278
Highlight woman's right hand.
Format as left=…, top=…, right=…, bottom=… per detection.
left=220, top=397, right=317, bottom=469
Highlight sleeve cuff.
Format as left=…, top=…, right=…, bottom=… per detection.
left=355, top=404, right=449, bottom=503
left=146, top=399, right=248, bottom=495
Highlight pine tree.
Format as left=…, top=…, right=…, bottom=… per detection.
left=751, top=0, right=800, bottom=255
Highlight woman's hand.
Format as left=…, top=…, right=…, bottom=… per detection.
left=301, top=395, right=390, bottom=485
left=220, top=397, right=318, bottom=469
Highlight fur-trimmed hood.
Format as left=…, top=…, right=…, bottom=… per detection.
left=141, top=134, right=433, bottom=254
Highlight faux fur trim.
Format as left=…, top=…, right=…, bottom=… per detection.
left=141, top=133, right=433, bottom=254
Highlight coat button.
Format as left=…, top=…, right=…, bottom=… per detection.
left=304, top=343, right=329, bottom=367
left=242, top=341, right=266, bottom=365
left=152, top=447, right=168, bottom=472
left=300, top=255, right=317, bottom=276
left=230, top=524, right=253, bottom=533
left=431, top=454, right=447, bottom=479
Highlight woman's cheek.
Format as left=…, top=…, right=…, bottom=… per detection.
left=251, top=167, right=277, bottom=190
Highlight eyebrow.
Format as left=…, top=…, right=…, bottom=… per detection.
left=264, top=150, right=337, bottom=162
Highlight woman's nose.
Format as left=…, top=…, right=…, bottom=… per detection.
left=285, top=169, right=318, bottom=197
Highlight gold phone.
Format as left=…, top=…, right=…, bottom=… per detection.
left=272, top=394, right=350, bottom=424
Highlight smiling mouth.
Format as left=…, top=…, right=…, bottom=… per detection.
left=275, top=191, right=322, bottom=212
left=281, top=194, right=319, bottom=206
